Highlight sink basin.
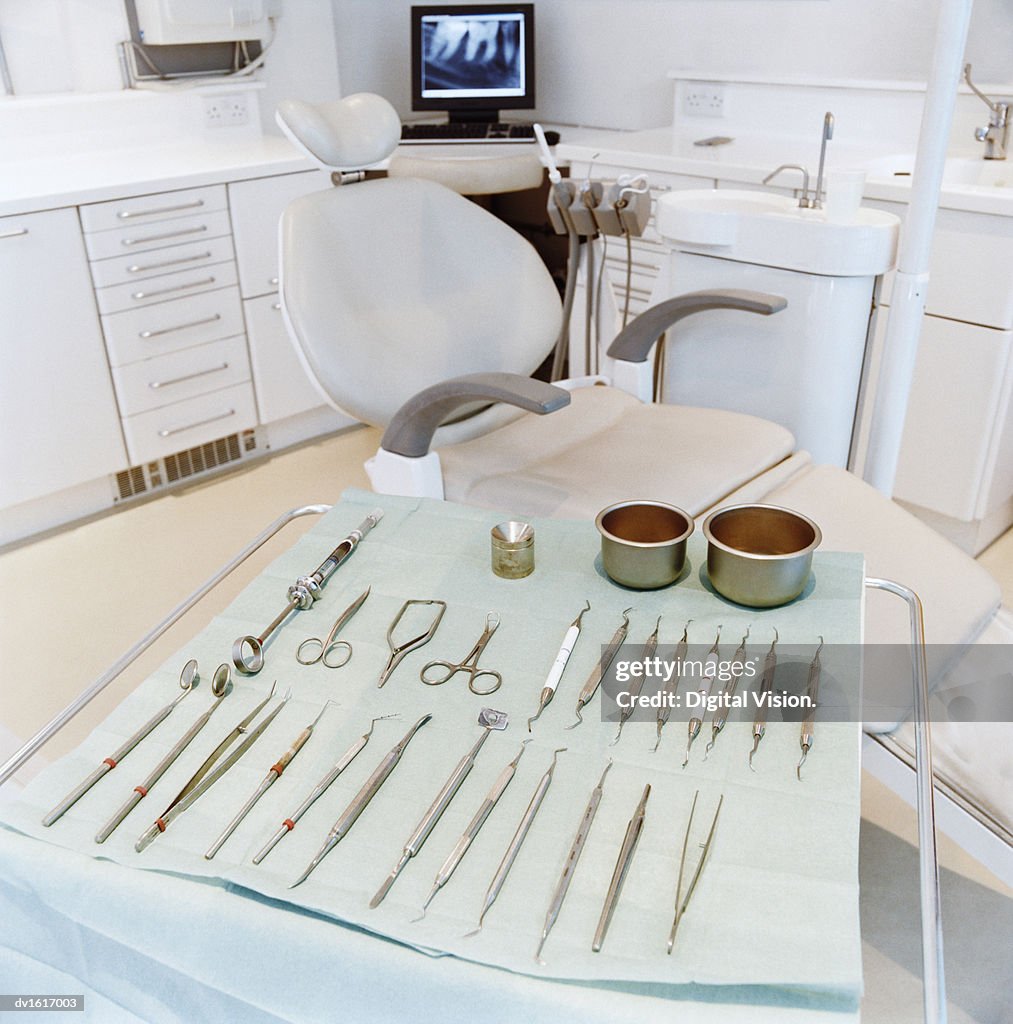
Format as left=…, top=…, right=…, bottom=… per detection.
left=655, top=189, right=900, bottom=276
left=870, top=156, right=1013, bottom=190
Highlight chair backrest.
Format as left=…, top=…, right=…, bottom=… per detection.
left=280, top=175, right=562, bottom=428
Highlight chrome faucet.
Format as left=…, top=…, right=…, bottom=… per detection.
left=964, top=63, right=1008, bottom=160
left=763, top=164, right=814, bottom=207
left=763, top=111, right=835, bottom=208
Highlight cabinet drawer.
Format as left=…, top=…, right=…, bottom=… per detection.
left=112, top=335, right=252, bottom=416
left=102, top=285, right=245, bottom=366
left=80, top=184, right=227, bottom=234
left=84, top=210, right=233, bottom=262
left=122, top=381, right=257, bottom=464
left=95, top=260, right=237, bottom=315
left=89, top=236, right=237, bottom=288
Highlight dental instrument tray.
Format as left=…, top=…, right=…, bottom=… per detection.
left=0, top=490, right=865, bottom=1012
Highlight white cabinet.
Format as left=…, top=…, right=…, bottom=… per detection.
left=0, top=208, right=126, bottom=508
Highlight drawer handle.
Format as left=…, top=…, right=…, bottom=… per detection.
left=139, top=313, right=222, bottom=339
left=269, top=277, right=279, bottom=286
left=117, top=199, right=205, bottom=220
left=131, top=276, right=217, bottom=300
left=158, top=407, right=236, bottom=438
left=128, top=251, right=212, bottom=273
left=122, top=224, right=208, bottom=247
left=149, top=362, right=229, bottom=390
left=271, top=302, right=282, bottom=310
left=0, top=228, right=28, bottom=240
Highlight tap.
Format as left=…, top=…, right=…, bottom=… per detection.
left=763, top=112, right=834, bottom=209
left=964, top=64, right=1008, bottom=160
left=763, top=164, right=813, bottom=208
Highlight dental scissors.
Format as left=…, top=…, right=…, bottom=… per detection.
left=421, top=612, right=502, bottom=695
left=296, top=588, right=370, bottom=668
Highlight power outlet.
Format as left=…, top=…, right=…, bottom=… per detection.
left=683, top=83, right=726, bottom=118
left=203, top=93, right=250, bottom=129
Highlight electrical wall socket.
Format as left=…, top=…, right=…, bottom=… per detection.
left=683, top=83, right=726, bottom=118
left=203, top=93, right=250, bottom=129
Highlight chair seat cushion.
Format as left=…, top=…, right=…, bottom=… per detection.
left=388, top=152, right=544, bottom=196
left=438, top=385, right=795, bottom=519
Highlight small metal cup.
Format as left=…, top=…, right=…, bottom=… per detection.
left=491, top=521, right=535, bottom=579
left=595, top=500, right=694, bottom=589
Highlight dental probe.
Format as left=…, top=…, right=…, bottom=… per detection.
left=654, top=621, right=691, bottom=752
left=528, top=602, right=590, bottom=730
left=668, top=792, right=723, bottom=954
left=136, top=682, right=289, bottom=852
left=205, top=702, right=337, bottom=860
left=612, top=617, right=661, bottom=746
left=704, top=628, right=750, bottom=759
left=566, top=608, right=631, bottom=729
left=253, top=714, right=397, bottom=866
left=683, top=628, right=722, bottom=767
left=797, top=638, right=824, bottom=780
left=95, top=664, right=230, bottom=844
left=749, top=630, right=779, bottom=771
left=290, top=714, right=432, bottom=888
left=468, top=748, right=566, bottom=935
left=371, top=715, right=502, bottom=908
left=44, top=659, right=199, bottom=828
left=536, top=759, right=613, bottom=963
left=592, top=783, right=651, bottom=953
left=417, top=741, right=529, bottom=919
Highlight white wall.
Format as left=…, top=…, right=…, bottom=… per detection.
left=331, top=0, right=1013, bottom=130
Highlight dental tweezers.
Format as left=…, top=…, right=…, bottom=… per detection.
left=613, top=617, right=661, bottom=746
left=566, top=608, right=631, bottom=729
left=668, top=792, right=723, bottom=954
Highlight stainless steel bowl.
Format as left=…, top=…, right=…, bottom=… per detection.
left=595, top=500, right=694, bottom=589
left=702, top=503, right=822, bottom=607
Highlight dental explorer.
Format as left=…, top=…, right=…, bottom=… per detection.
left=417, top=741, right=529, bottom=919
left=613, top=617, right=661, bottom=746
left=370, top=709, right=506, bottom=908
left=536, top=759, right=612, bottom=963
left=253, top=714, right=398, bottom=865
left=44, top=659, right=199, bottom=828
left=205, top=702, right=338, bottom=860
left=566, top=609, right=631, bottom=729
left=797, top=638, right=824, bottom=780
left=749, top=630, right=779, bottom=771
left=232, top=509, right=382, bottom=675
left=654, top=621, right=690, bottom=752
left=592, top=783, right=651, bottom=953
left=468, top=748, right=565, bottom=935
left=528, top=601, right=590, bottom=730
left=668, top=792, right=723, bottom=954
left=377, top=599, right=447, bottom=688
left=95, top=663, right=229, bottom=844
left=290, top=714, right=432, bottom=888
left=704, top=627, right=750, bottom=758
left=136, top=681, right=289, bottom=852
left=683, top=628, right=722, bottom=767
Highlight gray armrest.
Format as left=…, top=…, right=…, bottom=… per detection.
left=606, top=289, right=788, bottom=363
left=381, top=372, right=571, bottom=458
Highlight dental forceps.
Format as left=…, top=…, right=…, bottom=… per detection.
left=95, top=664, right=230, bottom=844
left=749, top=629, right=779, bottom=771
left=705, top=627, right=750, bottom=759
left=232, top=509, right=382, bottom=675
left=421, top=612, right=502, bottom=695
left=567, top=608, right=631, bottom=729
left=295, top=588, right=370, bottom=668
left=377, top=600, right=447, bottom=688
left=370, top=708, right=507, bottom=908
left=290, top=714, right=432, bottom=888
left=43, top=659, right=199, bottom=828
left=253, top=713, right=398, bottom=865
left=668, top=791, right=723, bottom=954
left=135, top=681, right=289, bottom=852
left=593, top=782, right=651, bottom=953
left=205, top=701, right=338, bottom=860
left=613, top=616, right=661, bottom=746
left=417, top=741, right=529, bottom=919
left=468, top=748, right=566, bottom=936
left=797, top=638, right=824, bottom=780
left=654, top=621, right=690, bottom=752
left=528, top=601, right=590, bottom=730
left=684, top=627, right=721, bottom=767
left=536, top=759, right=612, bottom=963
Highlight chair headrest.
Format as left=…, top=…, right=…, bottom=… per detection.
left=275, top=93, right=401, bottom=172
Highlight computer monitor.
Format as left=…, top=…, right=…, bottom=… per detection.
left=410, top=4, right=535, bottom=124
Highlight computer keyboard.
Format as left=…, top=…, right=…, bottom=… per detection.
left=400, top=122, right=560, bottom=145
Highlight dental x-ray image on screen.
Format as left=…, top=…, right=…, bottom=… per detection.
left=420, top=12, right=525, bottom=97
